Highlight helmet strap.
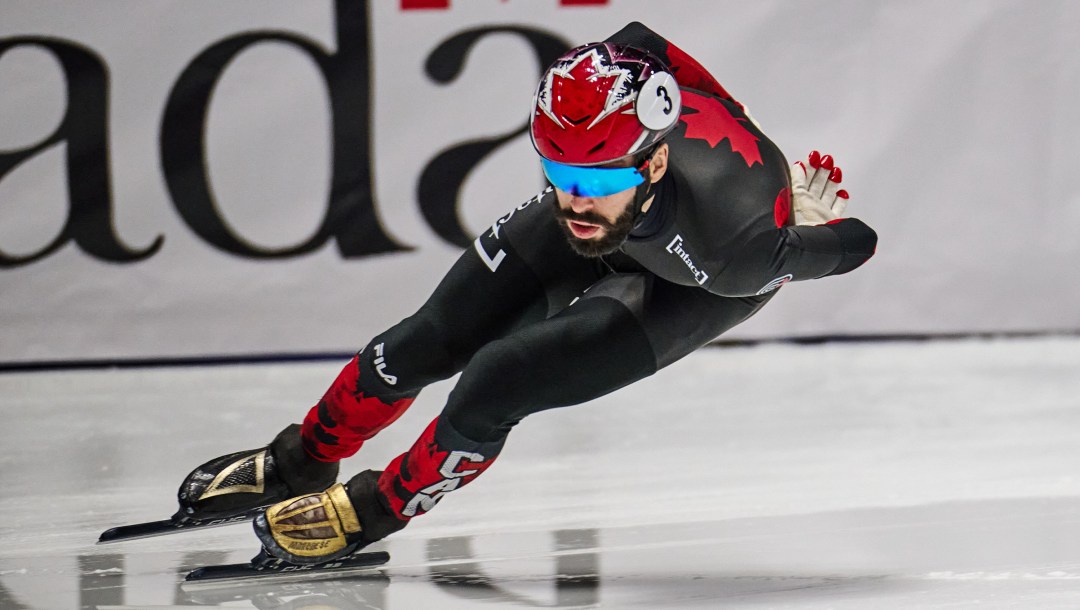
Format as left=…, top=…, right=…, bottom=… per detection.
left=631, top=147, right=659, bottom=220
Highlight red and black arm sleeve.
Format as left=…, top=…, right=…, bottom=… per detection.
left=605, top=21, right=743, bottom=109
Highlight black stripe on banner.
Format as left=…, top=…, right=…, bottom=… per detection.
left=2, top=329, right=1078, bottom=373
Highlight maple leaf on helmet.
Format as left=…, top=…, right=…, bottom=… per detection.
left=530, top=42, right=681, bottom=166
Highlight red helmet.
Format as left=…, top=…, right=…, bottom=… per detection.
left=530, top=42, right=681, bottom=166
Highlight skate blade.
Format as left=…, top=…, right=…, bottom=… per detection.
left=97, top=508, right=266, bottom=544
left=184, top=547, right=390, bottom=585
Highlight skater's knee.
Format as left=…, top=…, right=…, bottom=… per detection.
left=359, top=311, right=458, bottom=397
left=439, top=336, right=534, bottom=443
left=442, top=406, right=521, bottom=445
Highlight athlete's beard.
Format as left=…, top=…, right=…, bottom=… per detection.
left=551, top=197, right=636, bottom=258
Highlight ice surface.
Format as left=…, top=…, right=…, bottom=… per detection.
left=1, top=337, right=1078, bottom=608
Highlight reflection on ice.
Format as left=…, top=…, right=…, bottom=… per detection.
left=10, top=496, right=1079, bottom=609
left=423, top=531, right=600, bottom=607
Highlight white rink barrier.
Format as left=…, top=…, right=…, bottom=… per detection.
left=1, top=0, right=1077, bottom=363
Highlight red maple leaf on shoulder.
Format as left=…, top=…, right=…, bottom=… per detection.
left=679, top=90, right=762, bottom=167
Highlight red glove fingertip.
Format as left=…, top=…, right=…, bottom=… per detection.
left=808, top=151, right=821, bottom=168
left=836, top=189, right=849, bottom=199
left=820, top=155, right=834, bottom=171
left=829, top=167, right=843, bottom=183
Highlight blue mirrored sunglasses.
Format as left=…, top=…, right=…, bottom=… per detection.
left=540, top=158, right=646, bottom=197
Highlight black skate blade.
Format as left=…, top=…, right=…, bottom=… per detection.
left=184, top=547, right=390, bottom=584
left=97, top=508, right=266, bottom=544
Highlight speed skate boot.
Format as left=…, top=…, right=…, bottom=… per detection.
left=253, top=470, right=407, bottom=564
left=177, top=424, right=339, bottom=522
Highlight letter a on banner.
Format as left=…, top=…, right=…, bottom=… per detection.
left=0, top=38, right=162, bottom=267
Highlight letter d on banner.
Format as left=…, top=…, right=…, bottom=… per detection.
left=160, top=0, right=410, bottom=259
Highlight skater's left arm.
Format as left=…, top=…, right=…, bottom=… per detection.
left=708, top=152, right=877, bottom=297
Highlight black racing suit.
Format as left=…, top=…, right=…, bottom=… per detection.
left=303, top=22, right=877, bottom=521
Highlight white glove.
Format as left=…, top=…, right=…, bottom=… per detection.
left=790, top=151, right=849, bottom=225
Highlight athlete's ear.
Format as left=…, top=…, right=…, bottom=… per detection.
left=648, top=143, right=669, bottom=184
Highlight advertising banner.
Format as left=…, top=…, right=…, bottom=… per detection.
left=2, top=0, right=1077, bottom=363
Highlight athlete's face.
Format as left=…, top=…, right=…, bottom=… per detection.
left=551, top=185, right=638, bottom=258
left=550, top=144, right=669, bottom=258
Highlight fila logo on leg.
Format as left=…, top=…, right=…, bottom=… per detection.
left=373, top=343, right=398, bottom=386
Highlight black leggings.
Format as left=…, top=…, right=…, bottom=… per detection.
left=355, top=195, right=774, bottom=444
